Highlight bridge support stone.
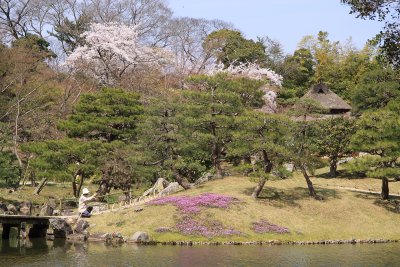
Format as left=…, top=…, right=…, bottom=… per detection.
left=1, top=224, right=11, bottom=239
left=28, top=224, right=48, bottom=238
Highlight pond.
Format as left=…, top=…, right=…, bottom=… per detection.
left=1, top=236, right=400, bottom=267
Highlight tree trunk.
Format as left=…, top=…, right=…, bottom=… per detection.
left=252, top=178, right=267, bottom=198
left=251, top=150, right=273, bottom=199
left=301, top=166, right=317, bottom=199
left=381, top=177, right=389, bottom=200
left=30, top=171, right=36, bottom=187
left=329, top=159, right=338, bottom=177
left=13, top=98, right=23, bottom=170
left=34, top=177, right=48, bottom=195
left=212, top=142, right=223, bottom=178
left=171, top=166, right=192, bottom=190
left=97, top=178, right=112, bottom=201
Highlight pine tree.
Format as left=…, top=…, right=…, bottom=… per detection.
left=181, top=74, right=264, bottom=178
left=228, top=111, right=292, bottom=198
left=349, top=99, right=400, bottom=199
left=315, top=117, right=356, bottom=177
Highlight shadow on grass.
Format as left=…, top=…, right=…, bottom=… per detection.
left=315, top=169, right=366, bottom=180
left=244, top=186, right=341, bottom=208
left=355, top=193, right=400, bottom=213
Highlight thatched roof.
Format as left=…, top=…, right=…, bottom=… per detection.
left=302, top=83, right=352, bottom=111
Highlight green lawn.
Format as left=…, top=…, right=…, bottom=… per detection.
left=87, top=169, right=400, bottom=242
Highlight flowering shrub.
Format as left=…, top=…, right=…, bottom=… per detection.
left=149, top=193, right=238, bottom=214
left=149, top=193, right=241, bottom=237
left=252, top=219, right=290, bottom=234
left=176, top=217, right=241, bottom=237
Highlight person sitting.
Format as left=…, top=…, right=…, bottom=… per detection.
left=79, top=188, right=97, bottom=218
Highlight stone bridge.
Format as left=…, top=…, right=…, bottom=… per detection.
left=0, top=215, right=67, bottom=239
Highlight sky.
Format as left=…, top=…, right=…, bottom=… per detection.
left=167, top=0, right=384, bottom=54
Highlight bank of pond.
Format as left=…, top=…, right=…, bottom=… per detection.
left=1, top=237, right=400, bottom=267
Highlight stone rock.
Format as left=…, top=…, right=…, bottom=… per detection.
left=88, top=232, right=112, bottom=242
left=61, top=209, right=74, bottom=216
left=6, top=204, right=17, bottom=214
left=127, top=231, right=150, bottom=243
left=111, top=232, right=125, bottom=244
left=19, top=201, right=32, bottom=215
left=49, top=218, right=73, bottom=238
left=194, top=173, right=213, bottom=185
left=0, top=209, right=5, bottom=215
left=66, top=217, right=78, bottom=225
left=118, top=194, right=130, bottom=204
left=0, top=202, right=7, bottom=211
left=40, top=204, right=54, bottom=216
left=159, top=182, right=184, bottom=197
left=284, top=163, right=294, bottom=173
left=53, top=209, right=61, bottom=216
left=134, top=207, right=143, bottom=212
left=75, top=220, right=90, bottom=234
left=67, top=233, right=87, bottom=242
left=91, top=203, right=108, bottom=214
left=143, top=178, right=170, bottom=197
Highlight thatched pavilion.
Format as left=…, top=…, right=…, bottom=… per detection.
left=302, top=83, right=352, bottom=115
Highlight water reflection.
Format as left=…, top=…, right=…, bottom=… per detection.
left=0, top=238, right=400, bottom=267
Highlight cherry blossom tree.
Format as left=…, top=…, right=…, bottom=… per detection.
left=206, top=62, right=283, bottom=87
left=65, top=22, right=170, bottom=85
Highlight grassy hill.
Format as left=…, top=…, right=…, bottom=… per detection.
left=88, top=168, right=400, bottom=242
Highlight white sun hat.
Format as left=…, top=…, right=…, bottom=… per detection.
left=82, top=188, right=90, bottom=195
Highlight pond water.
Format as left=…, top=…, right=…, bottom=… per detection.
left=1, top=237, right=400, bottom=267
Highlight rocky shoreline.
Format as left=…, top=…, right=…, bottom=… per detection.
left=82, top=231, right=400, bottom=246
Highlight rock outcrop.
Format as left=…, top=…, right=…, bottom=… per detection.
left=127, top=231, right=150, bottom=243
left=49, top=218, right=73, bottom=238
left=40, top=204, right=54, bottom=216
left=159, top=182, right=184, bottom=196
left=19, top=201, right=32, bottom=215
left=75, top=220, right=90, bottom=234
left=6, top=204, right=17, bottom=215
left=143, top=178, right=170, bottom=197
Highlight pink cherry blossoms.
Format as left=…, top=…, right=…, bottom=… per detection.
left=65, top=22, right=170, bottom=85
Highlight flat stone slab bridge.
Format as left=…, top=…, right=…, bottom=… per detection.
left=0, top=215, right=67, bottom=239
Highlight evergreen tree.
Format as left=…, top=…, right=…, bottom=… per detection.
left=228, top=111, right=292, bottom=198
left=59, top=88, right=143, bottom=142
left=348, top=99, right=400, bottom=199
left=315, top=117, right=356, bottom=177
left=182, top=74, right=264, bottom=178
left=23, top=139, right=108, bottom=197
left=351, top=66, right=400, bottom=114
left=289, top=98, right=327, bottom=199
left=136, top=91, right=207, bottom=189
left=0, top=151, right=20, bottom=187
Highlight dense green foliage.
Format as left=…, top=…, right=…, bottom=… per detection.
left=59, top=88, right=143, bottom=142
left=0, top=151, right=20, bottom=186
left=204, top=29, right=266, bottom=67
left=229, top=111, right=292, bottom=197
left=348, top=99, right=400, bottom=199
left=0, top=2, right=399, bottom=203
left=315, top=117, right=356, bottom=177
left=341, top=0, right=400, bottom=68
